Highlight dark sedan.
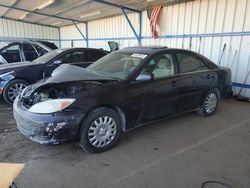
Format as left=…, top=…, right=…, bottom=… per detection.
left=13, top=46, right=232, bottom=153
left=0, top=40, right=55, bottom=64
left=0, top=47, right=107, bottom=103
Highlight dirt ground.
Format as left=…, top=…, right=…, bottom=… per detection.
left=0, top=98, right=250, bottom=188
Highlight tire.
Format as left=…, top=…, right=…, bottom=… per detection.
left=79, top=107, right=122, bottom=153
left=198, top=89, right=220, bottom=117
left=3, top=79, right=29, bottom=104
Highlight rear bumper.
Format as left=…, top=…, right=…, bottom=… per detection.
left=223, top=85, right=232, bottom=98
left=13, top=98, right=87, bottom=144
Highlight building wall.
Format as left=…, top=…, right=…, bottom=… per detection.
left=0, top=18, right=60, bottom=47
left=60, top=23, right=87, bottom=48
left=60, top=0, right=250, bottom=97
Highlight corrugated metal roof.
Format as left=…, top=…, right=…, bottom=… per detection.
left=0, top=0, right=191, bottom=27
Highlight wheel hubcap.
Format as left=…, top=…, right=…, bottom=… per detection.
left=88, top=116, right=117, bottom=148
left=8, top=83, right=27, bottom=101
left=205, top=93, right=217, bottom=113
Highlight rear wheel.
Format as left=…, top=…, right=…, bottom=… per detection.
left=3, top=79, right=28, bottom=104
left=198, top=89, right=219, bottom=117
left=79, top=107, right=122, bottom=153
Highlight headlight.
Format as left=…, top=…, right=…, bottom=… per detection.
left=29, top=98, right=75, bottom=114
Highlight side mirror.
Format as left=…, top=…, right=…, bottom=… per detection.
left=53, top=60, right=62, bottom=65
left=136, top=73, right=154, bottom=82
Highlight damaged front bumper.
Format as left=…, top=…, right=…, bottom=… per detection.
left=13, top=98, right=87, bottom=144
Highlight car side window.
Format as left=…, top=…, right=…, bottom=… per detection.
left=176, top=52, right=208, bottom=73
left=141, top=53, right=175, bottom=79
left=23, top=43, right=38, bottom=61
left=59, top=51, right=84, bottom=64
left=0, top=44, right=21, bottom=63
left=84, top=50, right=107, bottom=62
left=33, top=44, right=48, bottom=56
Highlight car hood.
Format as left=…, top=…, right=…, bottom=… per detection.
left=42, top=64, right=116, bottom=84
left=20, top=64, right=117, bottom=104
left=0, top=61, right=33, bottom=71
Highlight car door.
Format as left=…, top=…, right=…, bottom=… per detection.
left=126, top=52, right=181, bottom=125
left=43, top=50, right=87, bottom=77
left=22, top=43, right=39, bottom=61
left=175, top=51, right=216, bottom=112
left=0, top=43, right=22, bottom=63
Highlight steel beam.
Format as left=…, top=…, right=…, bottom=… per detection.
left=86, top=22, right=89, bottom=47
left=92, top=0, right=141, bottom=13
left=139, top=11, right=142, bottom=45
left=72, top=21, right=88, bottom=47
left=121, top=8, right=142, bottom=46
left=1, top=16, right=59, bottom=28
left=35, top=0, right=90, bottom=23
left=0, top=3, right=86, bottom=24
left=2, top=0, right=21, bottom=17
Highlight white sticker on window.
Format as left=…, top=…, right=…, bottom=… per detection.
left=131, top=54, right=147, bottom=59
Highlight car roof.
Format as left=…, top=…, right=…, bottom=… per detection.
left=60, top=47, right=107, bottom=51
left=0, top=39, right=53, bottom=50
left=120, top=46, right=196, bottom=55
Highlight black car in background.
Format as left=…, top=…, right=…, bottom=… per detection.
left=0, top=47, right=107, bottom=103
left=13, top=47, right=232, bottom=153
left=36, top=41, right=58, bottom=50
left=0, top=40, right=56, bottom=64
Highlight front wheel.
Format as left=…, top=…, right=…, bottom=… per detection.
left=198, top=89, right=219, bottom=117
left=79, top=107, right=122, bottom=153
left=3, top=79, right=28, bottom=104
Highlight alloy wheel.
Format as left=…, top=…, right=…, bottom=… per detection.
left=7, top=83, right=27, bottom=102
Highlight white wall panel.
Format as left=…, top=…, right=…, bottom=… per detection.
left=198, top=0, right=208, bottom=34
left=0, top=18, right=60, bottom=47
left=59, top=0, right=250, bottom=97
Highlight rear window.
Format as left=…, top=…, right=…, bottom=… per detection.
left=176, top=53, right=208, bottom=73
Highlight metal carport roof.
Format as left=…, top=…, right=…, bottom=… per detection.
left=0, top=0, right=191, bottom=27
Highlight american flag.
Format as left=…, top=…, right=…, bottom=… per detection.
left=147, top=5, right=162, bottom=39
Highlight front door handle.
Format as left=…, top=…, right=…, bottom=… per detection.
left=171, top=80, right=177, bottom=87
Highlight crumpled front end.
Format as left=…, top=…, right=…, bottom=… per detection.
left=13, top=97, right=86, bottom=144
left=13, top=82, right=94, bottom=144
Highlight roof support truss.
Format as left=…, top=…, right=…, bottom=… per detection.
left=92, top=0, right=142, bottom=46
left=0, top=3, right=87, bottom=24
left=91, top=0, right=141, bottom=13
left=72, top=21, right=88, bottom=47
left=121, top=8, right=142, bottom=46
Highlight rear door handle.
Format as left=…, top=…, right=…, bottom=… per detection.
left=171, top=80, right=177, bottom=87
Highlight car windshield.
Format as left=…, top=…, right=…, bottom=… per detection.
left=33, top=49, right=64, bottom=63
left=87, top=52, right=147, bottom=79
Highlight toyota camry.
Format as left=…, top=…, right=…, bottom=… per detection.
left=13, top=46, right=232, bottom=153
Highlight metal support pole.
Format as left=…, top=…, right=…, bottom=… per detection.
left=139, top=11, right=142, bottom=46
left=58, top=27, right=61, bottom=48
left=86, top=22, right=89, bottom=47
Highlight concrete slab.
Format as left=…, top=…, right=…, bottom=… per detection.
left=0, top=99, right=250, bottom=188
